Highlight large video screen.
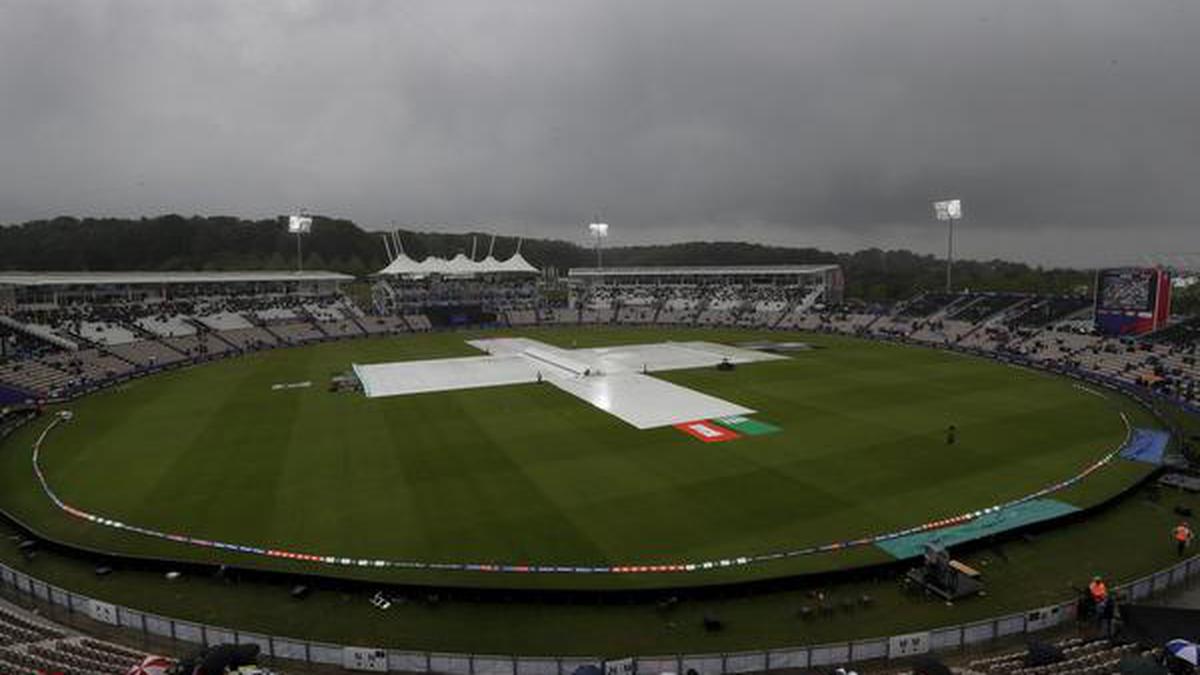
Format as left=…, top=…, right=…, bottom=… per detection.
left=1097, top=268, right=1158, bottom=313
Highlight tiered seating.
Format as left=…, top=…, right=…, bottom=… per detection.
left=775, top=309, right=823, bottom=330
left=551, top=307, right=580, bottom=324
left=827, top=312, right=879, bottom=333
left=214, top=326, right=279, bottom=350
left=0, top=322, right=67, bottom=362
left=135, top=314, right=196, bottom=338
left=373, top=276, right=540, bottom=315
left=404, top=314, right=433, bottom=331
left=1007, top=296, right=1092, bottom=329
left=0, top=603, right=65, bottom=644
left=694, top=289, right=742, bottom=326
left=957, top=325, right=1012, bottom=350
left=105, top=340, right=186, bottom=367
left=909, top=319, right=975, bottom=344
left=0, top=637, right=150, bottom=675
left=28, top=640, right=129, bottom=674
left=656, top=293, right=702, bottom=325
left=255, top=307, right=298, bottom=322
left=41, top=348, right=135, bottom=384
left=967, top=638, right=1141, bottom=675
left=304, top=303, right=345, bottom=322
left=0, top=599, right=158, bottom=674
left=1017, top=329, right=1103, bottom=363
left=897, top=292, right=959, bottom=317
left=0, top=359, right=73, bottom=396
left=77, top=321, right=138, bottom=346
left=0, top=316, right=78, bottom=352
left=617, top=304, right=657, bottom=324
left=357, top=315, right=410, bottom=335
left=580, top=307, right=615, bottom=324
left=506, top=309, right=539, bottom=326
left=610, top=287, right=659, bottom=324
left=265, top=320, right=324, bottom=344
left=581, top=287, right=614, bottom=310
left=316, top=319, right=364, bottom=338
left=196, top=311, right=253, bottom=331
left=951, top=294, right=1027, bottom=323
left=1146, top=317, right=1200, bottom=346
left=162, top=332, right=233, bottom=358
left=736, top=300, right=788, bottom=328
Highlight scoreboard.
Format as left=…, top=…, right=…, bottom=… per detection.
left=1094, top=267, right=1171, bottom=336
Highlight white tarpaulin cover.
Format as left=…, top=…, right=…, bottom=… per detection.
left=353, top=339, right=782, bottom=429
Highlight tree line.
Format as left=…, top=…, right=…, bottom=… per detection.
left=0, top=215, right=1095, bottom=301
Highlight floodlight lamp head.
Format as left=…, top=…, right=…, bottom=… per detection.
left=588, top=222, right=609, bottom=238
left=933, top=199, right=963, bottom=221
left=288, top=214, right=313, bottom=233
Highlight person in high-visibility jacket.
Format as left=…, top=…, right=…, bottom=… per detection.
left=1088, top=575, right=1108, bottom=615
left=1173, top=521, right=1194, bottom=557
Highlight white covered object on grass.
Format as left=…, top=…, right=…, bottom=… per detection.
left=353, top=338, right=782, bottom=428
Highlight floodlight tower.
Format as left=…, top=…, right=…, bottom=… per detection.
left=588, top=222, right=609, bottom=268
left=933, top=199, right=963, bottom=293
left=288, top=213, right=313, bottom=273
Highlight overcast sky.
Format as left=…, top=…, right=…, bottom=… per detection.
left=1, top=0, right=1197, bottom=266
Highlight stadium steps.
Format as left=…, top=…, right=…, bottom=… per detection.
left=343, top=306, right=373, bottom=335
left=869, top=292, right=928, bottom=332
left=55, top=329, right=141, bottom=370
left=188, top=318, right=245, bottom=352
left=957, top=296, right=1037, bottom=341
left=121, top=320, right=193, bottom=359
left=939, top=294, right=983, bottom=321
left=300, top=307, right=332, bottom=338
left=895, top=291, right=927, bottom=315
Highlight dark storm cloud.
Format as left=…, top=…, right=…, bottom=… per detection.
left=0, top=0, right=1197, bottom=265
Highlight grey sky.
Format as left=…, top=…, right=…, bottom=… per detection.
left=0, top=0, right=1197, bottom=266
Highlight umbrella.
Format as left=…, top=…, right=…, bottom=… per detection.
left=1166, top=640, right=1200, bottom=666
left=126, top=655, right=173, bottom=675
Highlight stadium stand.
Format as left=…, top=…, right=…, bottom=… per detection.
left=357, top=315, right=411, bottom=335
left=965, top=637, right=1147, bottom=675
left=5, top=261, right=1200, bottom=430
left=552, top=307, right=580, bottom=325
left=0, top=597, right=154, bottom=675
left=580, top=306, right=616, bottom=324
left=505, top=309, right=539, bottom=326
left=214, top=325, right=279, bottom=350
left=105, top=339, right=187, bottom=367
left=404, top=314, right=433, bottom=331
left=15, top=264, right=1200, bottom=669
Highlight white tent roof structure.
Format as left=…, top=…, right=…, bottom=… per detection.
left=496, top=252, right=538, bottom=274
left=375, top=252, right=539, bottom=277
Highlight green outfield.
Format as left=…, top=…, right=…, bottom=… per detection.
left=0, top=327, right=1159, bottom=591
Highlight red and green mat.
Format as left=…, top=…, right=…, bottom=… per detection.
left=673, top=415, right=781, bottom=442
left=713, top=415, right=781, bottom=436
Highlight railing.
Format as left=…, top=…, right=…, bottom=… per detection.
left=2, top=555, right=1198, bottom=673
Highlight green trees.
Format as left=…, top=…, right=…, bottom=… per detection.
left=0, top=215, right=1095, bottom=301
